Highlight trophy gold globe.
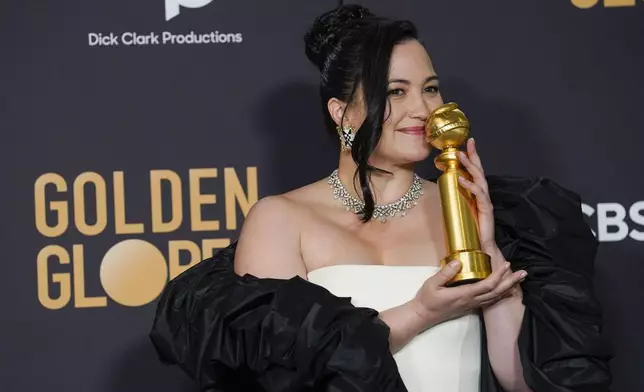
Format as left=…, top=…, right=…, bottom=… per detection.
left=425, top=102, right=491, bottom=286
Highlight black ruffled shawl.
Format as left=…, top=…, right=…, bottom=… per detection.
left=149, top=176, right=613, bottom=391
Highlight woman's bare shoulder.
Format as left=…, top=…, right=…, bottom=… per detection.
left=282, top=177, right=335, bottom=208
left=244, top=177, right=330, bottom=221
left=233, top=177, right=331, bottom=279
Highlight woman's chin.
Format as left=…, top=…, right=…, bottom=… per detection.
left=401, top=147, right=431, bottom=163
left=370, top=145, right=432, bottom=167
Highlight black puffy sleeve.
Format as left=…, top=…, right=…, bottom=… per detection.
left=481, top=176, right=613, bottom=392
left=149, top=243, right=407, bottom=392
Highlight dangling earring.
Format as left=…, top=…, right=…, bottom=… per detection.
left=336, top=124, right=355, bottom=151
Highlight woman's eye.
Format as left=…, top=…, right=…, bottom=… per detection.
left=425, top=85, right=439, bottom=94
left=388, top=88, right=404, bottom=96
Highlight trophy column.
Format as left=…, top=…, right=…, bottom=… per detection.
left=426, top=103, right=492, bottom=286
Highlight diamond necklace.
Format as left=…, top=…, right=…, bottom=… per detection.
left=328, top=169, right=424, bottom=222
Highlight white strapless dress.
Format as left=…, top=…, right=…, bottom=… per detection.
left=307, top=264, right=481, bottom=392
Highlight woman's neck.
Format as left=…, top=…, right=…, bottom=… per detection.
left=337, top=153, right=416, bottom=205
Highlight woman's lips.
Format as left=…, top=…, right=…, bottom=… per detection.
left=397, top=126, right=425, bottom=135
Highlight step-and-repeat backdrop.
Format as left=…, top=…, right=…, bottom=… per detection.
left=2, top=1, right=642, bottom=391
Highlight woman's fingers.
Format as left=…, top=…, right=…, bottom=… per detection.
left=430, top=260, right=463, bottom=288
left=443, top=262, right=526, bottom=304
left=456, top=262, right=510, bottom=298
left=466, top=138, right=483, bottom=171
left=459, top=139, right=489, bottom=194
left=474, top=270, right=526, bottom=304
left=458, top=151, right=484, bottom=182
left=457, top=175, right=492, bottom=213
left=477, top=288, right=516, bottom=307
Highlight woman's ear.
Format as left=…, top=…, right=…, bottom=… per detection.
left=327, top=97, right=346, bottom=127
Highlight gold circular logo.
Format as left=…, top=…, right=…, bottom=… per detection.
left=571, top=0, right=599, bottom=8
left=99, top=239, right=168, bottom=306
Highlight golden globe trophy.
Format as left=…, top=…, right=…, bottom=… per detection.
left=425, top=103, right=492, bottom=286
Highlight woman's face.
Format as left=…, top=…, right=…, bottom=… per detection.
left=349, top=39, right=444, bottom=166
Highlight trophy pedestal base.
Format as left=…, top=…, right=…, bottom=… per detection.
left=440, top=250, right=492, bottom=287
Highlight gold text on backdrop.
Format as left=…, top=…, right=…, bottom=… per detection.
left=571, top=0, right=637, bottom=8
left=33, top=167, right=258, bottom=309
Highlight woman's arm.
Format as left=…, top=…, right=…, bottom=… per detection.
left=378, top=296, right=441, bottom=353
left=480, top=250, right=532, bottom=392
left=383, top=259, right=524, bottom=354
left=482, top=292, right=531, bottom=392
left=234, top=196, right=308, bottom=279
left=454, top=142, right=532, bottom=390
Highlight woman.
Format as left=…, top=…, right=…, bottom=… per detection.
left=150, top=5, right=612, bottom=392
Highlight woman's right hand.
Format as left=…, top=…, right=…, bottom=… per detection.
left=411, top=260, right=525, bottom=326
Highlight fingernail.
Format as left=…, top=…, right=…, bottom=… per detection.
left=449, top=260, right=461, bottom=268
left=520, top=271, right=528, bottom=278
left=504, top=262, right=511, bottom=269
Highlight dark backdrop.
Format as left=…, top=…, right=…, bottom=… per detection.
left=2, top=0, right=641, bottom=391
